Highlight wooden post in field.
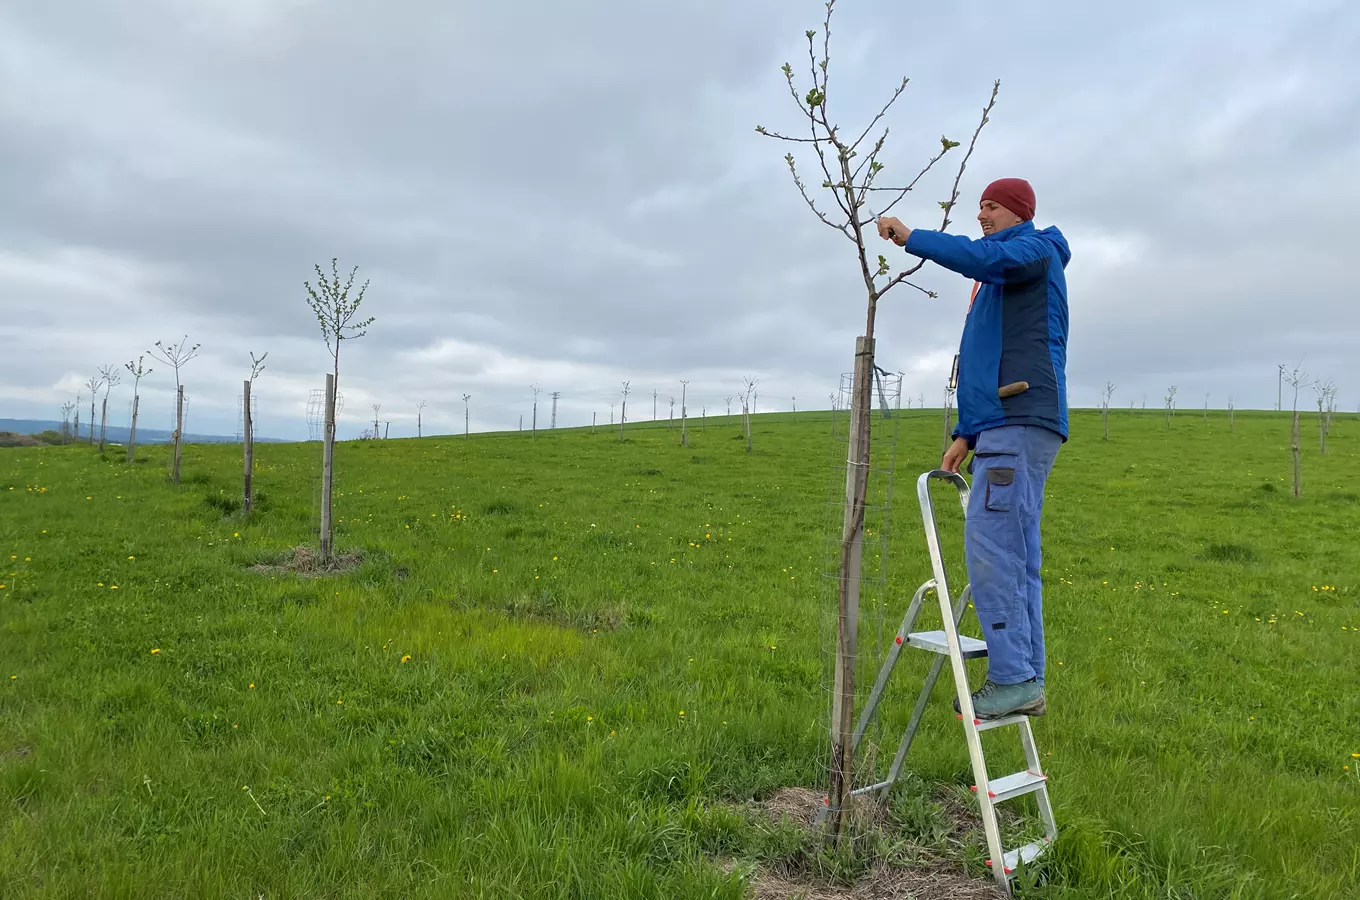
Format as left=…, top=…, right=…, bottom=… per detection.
left=829, top=335, right=873, bottom=837
left=242, top=379, right=254, bottom=514
left=1291, top=408, right=1301, bottom=497
left=321, top=374, right=336, bottom=559
left=99, top=397, right=108, bottom=452
left=127, top=395, right=140, bottom=461
left=172, top=385, right=185, bottom=485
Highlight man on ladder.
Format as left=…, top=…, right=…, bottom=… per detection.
left=876, top=178, right=1071, bottom=720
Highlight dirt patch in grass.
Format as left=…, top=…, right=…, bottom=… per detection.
left=2, top=745, right=34, bottom=765
left=746, top=864, right=1007, bottom=900
left=734, top=786, right=1008, bottom=900
left=249, top=545, right=364, bottom=577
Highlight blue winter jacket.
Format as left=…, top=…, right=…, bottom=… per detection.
left=902, top=220, right=1072, bottom=447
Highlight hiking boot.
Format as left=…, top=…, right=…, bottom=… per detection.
left=953, top=678, right=1046, bottom=719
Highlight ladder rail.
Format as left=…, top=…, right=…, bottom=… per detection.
left=917, top=470, right=1011, bottom=892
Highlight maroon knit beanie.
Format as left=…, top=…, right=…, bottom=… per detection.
left=980, top=178, right=1036, bottom=222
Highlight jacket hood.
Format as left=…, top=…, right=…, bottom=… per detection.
left=988, top=220, right=1071, bottom=267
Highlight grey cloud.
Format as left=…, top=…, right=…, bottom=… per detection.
left=3, top=0, right=1359, bottom=442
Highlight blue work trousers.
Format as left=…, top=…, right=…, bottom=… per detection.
left=964, top=424, right=1062, bottom=686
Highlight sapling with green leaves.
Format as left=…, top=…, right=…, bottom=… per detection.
left=757, top=0, right=999, bottom=839
left=124, top=355, right=152, bottom=462
left=147, top=335, right=200, bottom=485
left=304, top=258, right=374, bottom=561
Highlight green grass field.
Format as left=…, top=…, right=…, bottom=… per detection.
left=2, top=409, right=1357, bottom=899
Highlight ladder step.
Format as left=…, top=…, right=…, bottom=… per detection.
left=986, top=838, right=1050, bottom=875
left=906, top=630, right=988, bottom=659
left=956, top=712, right=1030, bottom=732
left=971, top=770, right=1047, bottom=803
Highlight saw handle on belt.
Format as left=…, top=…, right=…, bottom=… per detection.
left=998, top=381, right=1029, bottom=399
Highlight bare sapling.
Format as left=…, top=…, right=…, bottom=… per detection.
left=1102, top=381, right=1116, bottom=441
left=1203, top=392, right=1210, bottom=424
left=757, top=0, right=999, bottom=839
left=304, top=257, right=375, bottom=561
left=124, top=355, right=152, bottom=461
left=531, top=384, right=540, bottom=439
left=147, top=336, right=201, bottom=485
left=372, top=403, right=381, bottom=439
left=1285, top=366, right=1307, bottom=497
left=668, top=397, right=674, bottom=430
left=417, top=401, right=426, bottom=438
left=73, top=394, right=81, bottom=442
left=619, top=382, right=630, bottom=441
left=725, top=395, right=733, bottom=418
left=610, top=402, right=615, bottom=425
left=84, top=376, right=103, bottom=446
left=463, top=394, right=472, bottom=437
left=1164, top=385, right=1177, bottom=430
left=680, top=380, right=690, bottom=447
left=740, top=376, right=757, bottom=454
left=551, top=392, right=560, bottom=429
left=243, top=351, right=266, bottom=514
left=1315, top=379, right=1336, bottom=455
left=941, top=381, right=955, bottom=453
left=97, top=365, right=121, bottom=453
left=60, top=401, right=75, bottom=440
left=1229, top=395, right=1235, bottom=433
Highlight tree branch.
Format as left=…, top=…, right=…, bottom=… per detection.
left=786, top=153, right=853, bottom=238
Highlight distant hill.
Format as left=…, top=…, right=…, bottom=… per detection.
left=0, top=419, right=290, bottom=445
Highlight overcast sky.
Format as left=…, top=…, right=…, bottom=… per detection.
left=2, top=0, right=1356, bottom=440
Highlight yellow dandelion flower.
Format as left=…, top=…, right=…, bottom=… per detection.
left=337, top=699, right=343, bottom=705
left=401, top=655, right=412, bottom=663
left=128, top=556, right=135, bottom=561
left=249, top=683, right=255, bottom=689
left=678, top=710, right=685, bottom=717
left=151, top=648, right=161, bottom=654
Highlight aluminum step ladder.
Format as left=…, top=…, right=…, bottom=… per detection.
left=825, top=469, right=1057, bottom=895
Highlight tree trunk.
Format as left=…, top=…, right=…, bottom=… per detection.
left=99, top=397, right=108, bottom=452
left=532, top=400, right=537, bottom=439
left=744, top=406, right=752, bottom=453
left=89, top=400, right=96, bottom=445
left=680, top=385, right=688, bottom=447
left=243, top=380, right=254, bottom=515
left=172, top=385, right=184, bottom=485
left=384, top=422, right=389, bottom=439
left=828, top=335, right=873, bottom=839
left=321, top=374, right=336, bottom=560
left=1319, top=407, right=1327, bottom=455
left=1229, top=404, right=1234, bottom=433
left=465, top=407, right=470, bottom=437
left=1102, top=404, right=1110, bottom=441
left=1292, top=410, right=1301, bottom=498
left=74, top=409, right=80, bottom=443
left=127, top=394, right=140, bottom=462
left=618, top=399, right=627, bottom=442
left=941, top=392, right=953, bottom=454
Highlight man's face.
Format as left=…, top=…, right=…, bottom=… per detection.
left=978, top=199, right=1023, bottom=236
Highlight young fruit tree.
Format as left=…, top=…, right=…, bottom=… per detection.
left=1315, top=379, right=1336, bottom=455
left=83, top=376, right=103, bottom=446
left=758, top=0, right=997, bottom=839
left=1285, top=366, right=1307, bottom=496
left=1102, top=381, right=1116, bottom=441
left=97, top=365, right=121, bottom=453
left=531, top=384, right=540, bottom=439
left=619, top=382, right=631, bottom=441
left=124, top=355, right=152, bottom=462
left=73, top=394, right=81, bottom=442
left=680, top=380, right=690, bottom=447
left=1164, top=385, right=1178, bottom=430
left=462, top=393, right=471, bottom=437
left=417, top=401, right=427, bottom=438
left=372, top=403, right=382, bottom=438
left=304, top=258, right=375, bottom=561
left=243, top=352, right=266, bottom=514
left=739, top=376, right=757, bottom=454
left=60, top=401, right=75, bottom=440
left=147, top=336, right=200, bottom=484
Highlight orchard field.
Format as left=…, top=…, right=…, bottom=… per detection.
left=1, top=409, right=1357, bottom=899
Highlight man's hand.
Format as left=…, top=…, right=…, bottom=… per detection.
left=876, top=216, right=910, bottom=246
left=941, top=437, right=969, bottom=474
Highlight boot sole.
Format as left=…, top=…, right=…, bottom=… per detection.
left=976, top=695, right=1046, bottom=720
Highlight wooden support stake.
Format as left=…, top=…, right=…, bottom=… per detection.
left=321, top=374, right=336, bottom=559
left=828, top=334, right=873, bottom=839
left=243, top=380, right=254, bottom=514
